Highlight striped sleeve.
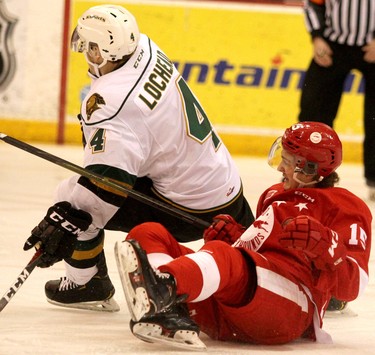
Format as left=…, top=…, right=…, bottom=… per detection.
left=303, top=0, right=326, bottom=38
left=304, top=0, right=375, bottom=46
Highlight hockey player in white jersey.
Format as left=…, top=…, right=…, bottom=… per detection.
left=22, top=4, right=253, bottom=312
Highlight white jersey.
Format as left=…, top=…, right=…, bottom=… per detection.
left=63, top=34, right=242, bottom=221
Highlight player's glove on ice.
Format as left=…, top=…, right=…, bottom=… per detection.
left=24, top=201, right=93, bottom=268
left=204, top=214, right=245, bottom=244
left=279, top=215, right=346, bottom=271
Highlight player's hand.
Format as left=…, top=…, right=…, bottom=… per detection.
left=363, top=39, right=375, bottom=63
left=279, top=215, right=346, bottom=271
left=24, top=202, right=93, bottom=268
left=313, top=37, right=333, bottom=67
left=203, top=214, right=245, bottom=244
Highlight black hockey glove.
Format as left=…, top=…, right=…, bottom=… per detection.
left=24, top=201, right=93, bottom=268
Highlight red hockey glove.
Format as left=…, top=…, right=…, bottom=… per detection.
left=279, top=215, right=346, bottom=271
left=203, top=214, right=245, bottom=244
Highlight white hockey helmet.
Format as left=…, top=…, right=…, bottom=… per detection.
left=71, top=4, right=140, bottom=61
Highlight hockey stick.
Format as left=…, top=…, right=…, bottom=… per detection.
left=0, top=248, right=43, bottom=312
left=0, top=133, right=210, bottom=228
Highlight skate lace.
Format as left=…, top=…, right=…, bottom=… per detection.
left=154, top=269, right=171, bottom=280
left=58, top=277, right=80, bottom=291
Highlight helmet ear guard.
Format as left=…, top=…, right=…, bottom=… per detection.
left=294, top=158, right=319, bottom=176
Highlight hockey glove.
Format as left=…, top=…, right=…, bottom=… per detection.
left=24, top=201, right=93, bottom=268
left=203, top=214, right=245, bottom=244
left=279, top=215, right=346, bottom=271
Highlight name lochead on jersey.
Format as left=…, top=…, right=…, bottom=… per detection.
left=137, top=50, right=174, bottom=110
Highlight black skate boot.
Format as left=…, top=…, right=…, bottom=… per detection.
left=325, top=297, right=357, bottom=318
left=327, top=297, right=347, bottom=311
left=115, top=239, right=185, bottom=321
left=114, top=239, right=206, bottom=350
left=130, top=303, right=206, bottom=351
left=45, top=251, right=119, bottom=312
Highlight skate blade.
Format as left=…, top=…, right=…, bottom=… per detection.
left=46, top=297, right=120, bottom=312
left=114, top=241, right=151, bottom=321
left=132, top=322, right=207, bottom=351
left=325, top=305, right=358, bottom=318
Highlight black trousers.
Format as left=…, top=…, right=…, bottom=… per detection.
left=299, top=41, right=375, bottom=185
left=105, top=177, right=254, bottom=242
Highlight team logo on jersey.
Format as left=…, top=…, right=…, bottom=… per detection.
left=86, top=93, right=106, bottom=120
left=233, top=204, right=274, bottom=251
left=0, top=1, right=18, bottom=92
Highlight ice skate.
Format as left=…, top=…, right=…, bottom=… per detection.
left=115, top=240, right=206, bottom=351
left=114, top=239, right=182, bottom=320
left=130, top=304, right=206, bottom=351
left=325, top=297, right=357, bottom=318
left=45, top=251, right=119, bottom=312
left=45, top=274, right=119, bottom=312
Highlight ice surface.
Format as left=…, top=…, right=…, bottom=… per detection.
left=0, top=142, right=374, bottom=354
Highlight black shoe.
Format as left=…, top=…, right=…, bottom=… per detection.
left=45, top=274, right=119, bottom=312
left=45, top=251, right=120, bottom=312
left=115, top=239, right=186, bottom=321
left=327, top=297, right=347, bottom=311
left=130, top=304, right=206, bottom=350
left=115, top=239, right=205, bottom=350
left=130, top=303, right=200, bottom=335
left=324, top=297, right=357, bottom=318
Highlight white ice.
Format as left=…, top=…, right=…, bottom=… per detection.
left=0, top=142, right=374, bottom=355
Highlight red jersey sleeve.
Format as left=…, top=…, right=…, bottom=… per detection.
left=322, top=188, right=372, bottom=301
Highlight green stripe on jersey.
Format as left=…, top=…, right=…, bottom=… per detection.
left=86, top=164, right=137, bottom=186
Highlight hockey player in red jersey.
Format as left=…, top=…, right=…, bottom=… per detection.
left=116, top=121, right=372, bottom=350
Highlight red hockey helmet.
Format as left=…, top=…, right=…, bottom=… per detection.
left=281, top=122, right=342, bottom=177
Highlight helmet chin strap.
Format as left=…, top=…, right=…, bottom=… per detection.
left=84, top=52, right=108, bottom=77
left=293, top=170, right=323, bottom=188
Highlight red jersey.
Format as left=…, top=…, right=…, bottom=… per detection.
left=237, top=183, right=371, bottom=318
left=127, top=183, right=372, bottom=344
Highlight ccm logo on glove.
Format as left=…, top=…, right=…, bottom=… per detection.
left=49, top=211, right=84, bottom=235
left=24, top=201, right=93, bottom=268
